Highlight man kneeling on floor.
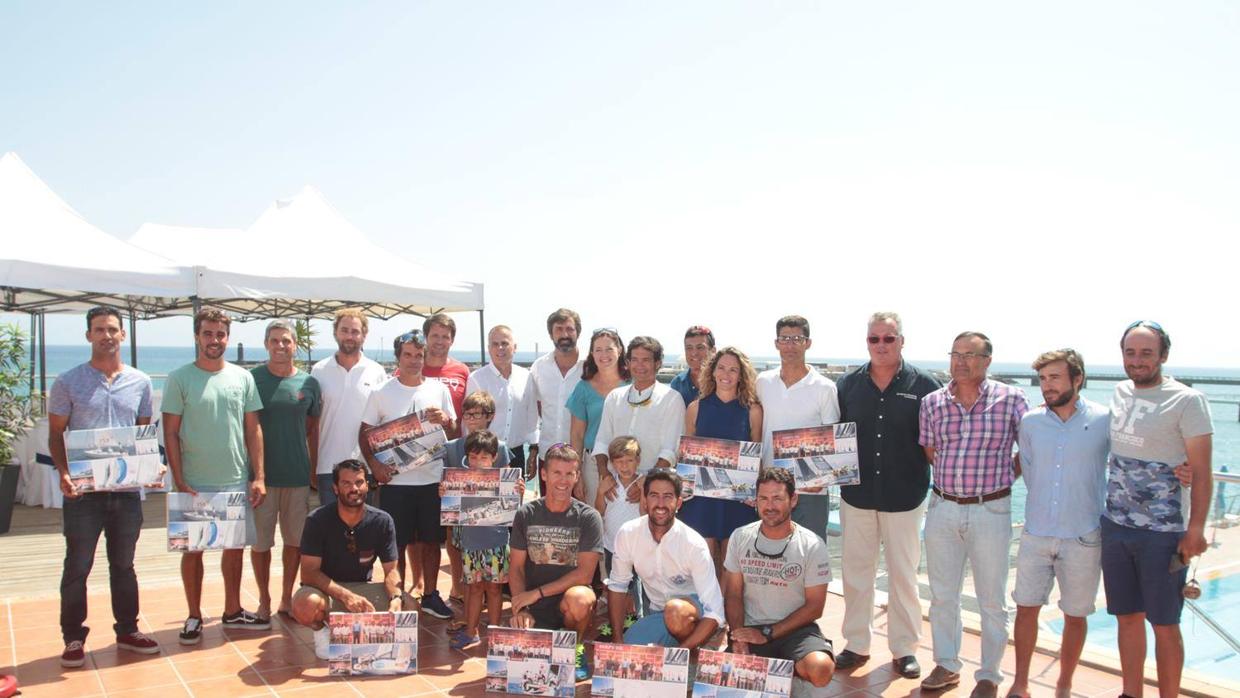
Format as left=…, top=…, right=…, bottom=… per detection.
left=606, top=469, right=724, bottom=649
left=291, top=460, right=408, bottom=657
left=722, top=467, right=835, bottom=688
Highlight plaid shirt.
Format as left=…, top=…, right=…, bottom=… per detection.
left=919, top=379, right=1028, bottom=496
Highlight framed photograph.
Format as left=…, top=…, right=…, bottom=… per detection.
left=166, top=491, right=250, bottom=551
left=692, top=649, right=794, bottom=698
left=64, top=424, right=164, bottom=492
left=591, top=643, right=690, bottom=698
left=364, top=410, right=447, bottom=476
left=327, top=611, right=418, bottom=675
left=485, top=626, right=576, bottom=696
left=440, top=468, right=523, bottom=526
left=675, top=435, right=762, bottom=502
left=770, top=422, right=860, bottom=490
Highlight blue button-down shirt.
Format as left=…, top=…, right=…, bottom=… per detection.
left=1017, top=397, right=1110, bottom=538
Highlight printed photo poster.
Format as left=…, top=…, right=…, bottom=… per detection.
left=675, top=435, right=762, bottom=502
left=692, top=649, right=793, bottom=698
left=64, top=424, right=165, bottom=492
left=770, top=422, right=860, bottom=490
left=327, top=611, right=418, bottom=676
left=591, top=643, right=690, bottom=698
left=166, top=491, right=251, bottom=552
left=525, top=525, right=581, bottom=567
left=485, top=626, right=576, bottom=697
left=364, top=409, right=447, bottom=476
left=440, top=467, right=523, bottom=526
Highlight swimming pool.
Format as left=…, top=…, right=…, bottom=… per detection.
left=1049, top=570, right=1240, bottom=678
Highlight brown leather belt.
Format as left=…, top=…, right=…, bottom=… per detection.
left=932, top=486, right=1011, bottom=505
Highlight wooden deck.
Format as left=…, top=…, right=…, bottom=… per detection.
left=1, top=495, right=1235, bottom=697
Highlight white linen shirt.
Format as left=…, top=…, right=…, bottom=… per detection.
left=310, top=354, right=389, bottom=475
left=607, top=516, right=725, bottom=623
left=591, top=382, right=685, bottom=472
left=466, top=363, right=540, bottom=447
left=360, top=378, right=456, bottom=486
left=756, top=367, right=841, bottom=489
left=529, top=352, right=583, bottom=454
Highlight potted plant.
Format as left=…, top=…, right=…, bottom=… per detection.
left=0, top=323, right=31, bottom=534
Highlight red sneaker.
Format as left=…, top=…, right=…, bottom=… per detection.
left=116, top=632, right=160, bottom=655
left=60, top=640, right=86, bottom=668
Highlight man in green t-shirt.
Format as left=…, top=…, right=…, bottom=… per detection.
left=250, top=320, right=322, bottom=620
left=163, top=309, right=268, bottom=645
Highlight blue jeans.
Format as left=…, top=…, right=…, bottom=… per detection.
left=624, top=594, right=703, bottom=647
left=60, top=492, right=144, bottom=643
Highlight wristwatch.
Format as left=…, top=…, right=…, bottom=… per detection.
left=390, top=592, right=403, bottom=602
left=760, top=625, right=774, bottom=639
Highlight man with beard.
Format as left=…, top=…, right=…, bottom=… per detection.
left=607, top=470, right=724, bottom=649
left=529, top=309, right=584, bottom=493
left=833, top=312, right=941, bottom=679
left=250, top=319, right=322, bottom=621
left=1104, top=322, right=1212, bottom=698
left=164, top=309, right=268, bottom=644
left=49, top=306, right=161, bottom=667
left=1008, top=349, right=1109, bottom=698
left=918, top=331, right=1028, bottom=696
left=359, top=329, right=456, bottom=620
left=723, top=468, right=835, bottom=689
left=291, top=460, right=404, bottom=659
left=422, top=313, right=471, bottom=439
left=311, top=309, right=388, bottom=504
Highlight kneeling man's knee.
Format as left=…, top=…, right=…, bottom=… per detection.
left=663, top=598, right=700, bottom=639
left=560, top=585, right=596, bottom=623
left=798, top=651, right=834, bottom=687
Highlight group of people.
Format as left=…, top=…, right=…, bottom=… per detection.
left=48, top=304, right=1213, bottom=698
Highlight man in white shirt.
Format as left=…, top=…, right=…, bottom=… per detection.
left=607, top=470, right=724, bottom=649
left=311, top=309, right=388, bottom=505
left=593, top=336, right=686, bottom=477
left=529, top=308, right=584, bottom=494
left=358, top=329, right=457, bottom=620
left=756, top=315, right=840, bottom=541
left=466, top=325, right=539, bottom=473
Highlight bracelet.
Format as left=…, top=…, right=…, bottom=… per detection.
left=538, top=587, right=545, bottom=599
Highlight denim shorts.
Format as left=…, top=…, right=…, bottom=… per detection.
left=1100, top=517, right=1187, bottom=625
left=1013, top=528, right=1102, bottom=617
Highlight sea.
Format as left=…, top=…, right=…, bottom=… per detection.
left=22, top=344, right=1240, bottom=523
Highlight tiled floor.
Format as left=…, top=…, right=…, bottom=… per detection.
left=0, top=563, right=1139, bottom=698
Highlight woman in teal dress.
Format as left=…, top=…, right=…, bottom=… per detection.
left=567, top=328, right=629, bottom=504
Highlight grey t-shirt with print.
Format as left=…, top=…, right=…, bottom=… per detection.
left=510, top=498, right=603, bottom=591
left=723, top=521, right=831, bottom=627
left=1106, top=378, right=1212, bottom=532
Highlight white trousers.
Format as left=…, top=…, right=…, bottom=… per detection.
left=840, top=498, right=926, bottom=658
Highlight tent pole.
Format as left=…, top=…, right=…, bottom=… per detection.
left=129, top=310, right=139, bottom=368
left=478, top=309, right=486, bottom=367
left=38, top=311, right=47, bottom=397
left=28, top=313, right=36, bottom=394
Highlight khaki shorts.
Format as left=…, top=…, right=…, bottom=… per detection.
left=253, top=486, right=310, bottom=552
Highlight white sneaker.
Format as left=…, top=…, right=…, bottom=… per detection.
left=314, top=626, right=331, bottom=660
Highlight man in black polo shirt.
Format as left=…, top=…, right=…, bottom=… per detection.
left=833, top=312, right=941, bottom=679
left=291, top=460, right=406, bottom=656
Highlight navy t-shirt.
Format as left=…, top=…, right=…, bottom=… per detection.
left=300, top=504, right=398, bottom=583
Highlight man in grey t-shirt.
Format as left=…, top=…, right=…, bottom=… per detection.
left=1103, top=321, right=1213, bottom=698
left=723, top=468, right=835, bottom=689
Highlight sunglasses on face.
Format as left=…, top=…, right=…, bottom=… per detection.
left=867, top=335, right=900, bottom=344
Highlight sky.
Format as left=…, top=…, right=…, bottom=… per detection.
left=3, top=2, right=1238, bottom=367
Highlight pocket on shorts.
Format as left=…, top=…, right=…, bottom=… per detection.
left=1076, top=528, right=1102, bottom=547
left=982, top=495, right=1011, bottom=515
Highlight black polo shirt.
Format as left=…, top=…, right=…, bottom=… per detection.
left=300, top=504, right=398, bottom=583
left=837, top=361, right=942, bottom=512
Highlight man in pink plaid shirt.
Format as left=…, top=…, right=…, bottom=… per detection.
left=916, top=331, right=1029, bottom=698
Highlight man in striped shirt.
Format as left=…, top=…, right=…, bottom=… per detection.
left=917, top=331, right=1028, bottom=697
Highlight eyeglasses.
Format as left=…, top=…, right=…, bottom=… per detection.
left=751, top=535, right=791, bottom=560
left=344, top=528, right=357, bottom=555
left=1125, top=320, right=1164, bottom=333
left=775, top=335, right=808, bottom=345
left=948, top=351, right=990, bottom=361
left=463, top=410, right=494, bottom=420
left=867, top=335, right=900, bottom=344
left=396, top=329, right=424, bottom=344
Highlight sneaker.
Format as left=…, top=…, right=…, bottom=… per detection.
left=575, top=642, right=589, bottom=681
left=179, top=617, right=203, bottom=645
left=622, top=613, right=638, bottom=630
left=116, top=631, right=160, bottom=655
left=61, top=640, right=86, bottom=668
left=596, top=622, right=614, bottom=640
left=920, top=665, right=961, bottom=691
left=221, top=609, right=272, bottom=630
left=420, top=591, right=453, bottom=620
left=313, top=626, right=331, bottom=660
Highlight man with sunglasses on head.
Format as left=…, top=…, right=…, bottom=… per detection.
left=723, top=468, right=835, bottom=690
left=592, top=337, right=686, bottom=487
left=756, top=315, right=840, bottom=541
left=918, top=331, right=1028, bottom=697
left=530, top=308, right=585, bottom=494
left=358, top=329, right=457, bottom=620
left=292, top=460, right=406, bottom=659
left=669, top=325, right=716, bottom=406
left=1105, top=321, right=1212, bottom=698
left=833, top=312, right=941, bottom=680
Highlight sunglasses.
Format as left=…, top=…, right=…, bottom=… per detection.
left=867, top=335, right=900, bottom=344
left=591, top=327, right=619, bottom=337
left=345, top=528, right=357, bottom=555
left=396, top=329, right=425, bottom=344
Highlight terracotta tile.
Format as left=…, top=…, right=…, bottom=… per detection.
left=5, top=670, right=105, bottom=697
left=7, top=610, right=63, bottom=631
left=442, top=678, right=491, bottom=697
left=252, top=664, right=322, bottom=689
left=12, top=638, right=67, bottom=663
left=172, top=652, right=255, bottom=682
left=274, top=680, right=354, bottom=695
left=90, top=647, right=171, bottom=670
left=183, top=669, right=275, bottom=696
left=110, top=684, right=195, bottom=697
left=97, top=661, right=183, bottom=692
left=419, top=656, right=486, bottom=688
left=344, top=673, right=439, bottom=696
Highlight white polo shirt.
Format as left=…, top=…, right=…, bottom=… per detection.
left=360, top=378, right=455, bottom=486
left=310, top=354, right=389, bottom=475
left=466, top=362, right=540, bottom=447
left=756, top=367, right=840, bottom=489
left=529, top=352, right=583, bottom=454
left=607, top=516, right=724, bottom=623
left=591, top=382, right=685, bottom=472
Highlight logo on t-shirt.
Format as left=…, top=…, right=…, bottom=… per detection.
left=739, top=553, right=798, bottom=588
left=527, top=525, right=580, bottom=566
left=779, top=563, right=803, bottom=581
